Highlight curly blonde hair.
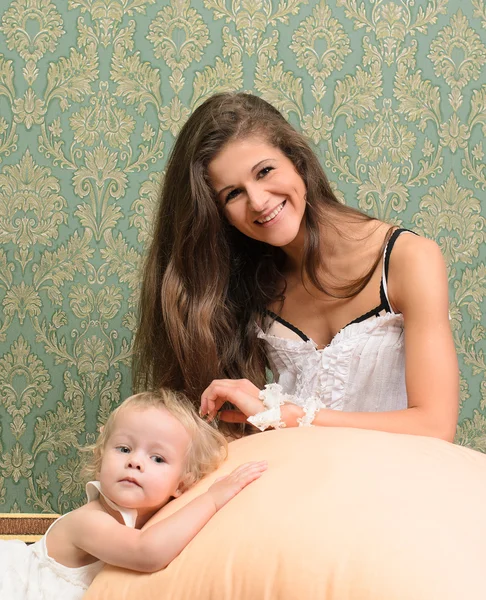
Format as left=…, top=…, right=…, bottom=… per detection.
left=82, top=389, right=227, bottom=492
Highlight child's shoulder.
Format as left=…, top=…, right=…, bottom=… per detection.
left=69, top=498, right=112, bottom=522
left=53, top=499, right=111, bottom=535
left=45, top=501, right=111, bottom=566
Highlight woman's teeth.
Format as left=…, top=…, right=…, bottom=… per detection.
left=257, top=202, right=285, bottom=224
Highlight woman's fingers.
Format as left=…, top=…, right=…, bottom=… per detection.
left=200, top=379, right=263, bottom=420
left=201, top=379, right=233, bottom=416
left=201, top=381, right=236, bottom=417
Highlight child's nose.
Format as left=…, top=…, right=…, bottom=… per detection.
left=127, top=455, right=143, bottom=471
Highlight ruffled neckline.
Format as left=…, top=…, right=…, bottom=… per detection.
left=257, top=312, right=404, bottom=352
left=86, top=481, right=137, bottom=528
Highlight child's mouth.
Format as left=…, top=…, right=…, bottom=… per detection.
left=120, top=478, right=141, bottom=487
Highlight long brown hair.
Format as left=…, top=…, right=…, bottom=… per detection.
left=133, top=93, right=378, bottom=427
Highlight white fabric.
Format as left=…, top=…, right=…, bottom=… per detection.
left=86, top=480, right=137, bottom=528
left=257, top=232, right=411, bottom=414
left=0, top=481, right=134, bottom=600
left=247, top=383, right=322, bottom=430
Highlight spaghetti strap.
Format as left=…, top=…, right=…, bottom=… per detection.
left=381, top=228, right=416, bottom=314
left=266, top=310, right=310, bottom=342
left=264, top=228, right=418, bottom=342
left=43, top=512, right=66, bottom=538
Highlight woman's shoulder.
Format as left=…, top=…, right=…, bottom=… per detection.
left=387, top=232, right=448, bottom=314
left=388, top=231, right=443, bottom=269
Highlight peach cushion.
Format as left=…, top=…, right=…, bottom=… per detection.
left=85, top=427, right=486, bottom=600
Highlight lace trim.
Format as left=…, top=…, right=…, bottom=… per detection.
left=257, top=311, right=404, bottom=351
left=247, top=383, right=323, bottom=431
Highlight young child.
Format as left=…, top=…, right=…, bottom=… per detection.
left=0, top=389, right=267, bottom=599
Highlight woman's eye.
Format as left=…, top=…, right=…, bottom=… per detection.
left=258, top=166, right=274, bottom=178
left=151, top=455, right=165, bottom=464
left=225, top=188, right=241, bottom=203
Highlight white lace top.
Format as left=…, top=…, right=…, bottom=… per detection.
left=256, top=229, right=412, bottom=413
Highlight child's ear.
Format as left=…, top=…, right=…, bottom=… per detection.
left=173, top=480, right=186, bottom=498
left=174, top=473, right=192, bottom=498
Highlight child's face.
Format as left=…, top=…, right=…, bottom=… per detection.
left=99, top=405, right=191, bottom=519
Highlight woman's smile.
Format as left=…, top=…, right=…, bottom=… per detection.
left=255, top=200, right=286, bottom=225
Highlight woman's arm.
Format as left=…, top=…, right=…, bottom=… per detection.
left=294, top=236, right=458, bottom=441
left=67, top=462, right=266, bottom=572
left=202, top=237, right=459, bottom=442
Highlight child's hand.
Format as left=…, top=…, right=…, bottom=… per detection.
left=207, top=461, right=267, bottom=511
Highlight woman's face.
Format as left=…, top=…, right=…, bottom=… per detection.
left=208, top=136, right=307, bottom=250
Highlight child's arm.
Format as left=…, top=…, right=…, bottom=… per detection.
left=70, top=461, right=267, bottom=572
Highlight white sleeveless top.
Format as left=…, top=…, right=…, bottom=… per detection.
left=256, top=229, right=412, bottom=413
left=0, top=482, right=135, bottom=600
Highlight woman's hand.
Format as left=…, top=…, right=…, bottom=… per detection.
left=201, top=379, right=264, bottom=423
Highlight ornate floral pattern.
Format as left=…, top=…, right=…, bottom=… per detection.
left=12, top=90, right=46, bottom=129
left=0, top=0, right=64, bottom=64
left=355, top=99, right=417, bottom=163
left=429, top=9, right=486, bottom=89
left=0, top=337, right=51, bottom=426
left=412, top=172, right=485, bottom=267
left=290, top=0, right=351, bottom=93
left=0, top=0, right=484, bottom=514
left=147, top=0, right=210, bottom=73
left=0, top=150, right=66, bottom=268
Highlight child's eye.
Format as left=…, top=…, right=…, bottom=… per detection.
left=117, top=446, right=130, bottom=454
left=225, top=188, right=241, bottom=203
left=151, top=455, right=165, bottom=464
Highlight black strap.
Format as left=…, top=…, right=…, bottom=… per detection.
left=266, top=310, right=309, bottom=342
left=384, top=228, right=415, bottom=282
left=265, top=228, right=416, bottom=337
left=381, top=228, right=417, bottom=312
left=345, top=304, right=386, bottom=328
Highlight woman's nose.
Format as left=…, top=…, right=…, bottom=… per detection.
left=246, top=185, right=268, bottom=213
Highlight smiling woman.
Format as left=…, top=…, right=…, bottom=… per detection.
left=133, top=92, right=458, bottom=443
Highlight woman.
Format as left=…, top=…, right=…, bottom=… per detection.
left=133, top=93, right=458, bottom=441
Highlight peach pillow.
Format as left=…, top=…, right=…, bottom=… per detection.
left=85, top=427, right=486, bottom=600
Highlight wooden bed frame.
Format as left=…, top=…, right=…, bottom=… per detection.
left=0, top=513, right=59, bottom=543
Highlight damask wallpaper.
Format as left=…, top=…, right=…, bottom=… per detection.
left=0, top=0, right=484, bottom=513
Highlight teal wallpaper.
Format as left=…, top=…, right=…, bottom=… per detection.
left=0, top=0, right=484, bottom=513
